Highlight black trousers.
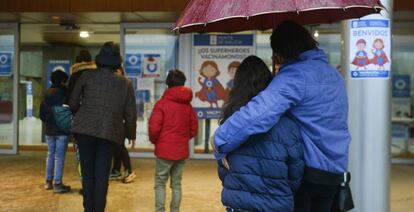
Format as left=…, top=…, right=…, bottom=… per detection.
left=77, top=134, right=113, bottom=212
left=111, top=142, right=132, bottom=172
left=294, top=181, right=338, bottom=212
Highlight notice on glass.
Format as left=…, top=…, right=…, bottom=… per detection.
left=0, top=52, right=13, bottom=76
left=349, top=19, right=391, bottom=79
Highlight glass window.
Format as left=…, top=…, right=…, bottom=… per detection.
left=0, top=29, right=16, bottom=152
left=123, top=28, right=178, bottom=152
left=391, top=33, right=414, bottom=159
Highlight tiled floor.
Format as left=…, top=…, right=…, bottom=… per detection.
left=0, top=151, right=413, bottom=212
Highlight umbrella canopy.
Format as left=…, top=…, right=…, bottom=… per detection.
left=175, top=0, right=385, bottom=33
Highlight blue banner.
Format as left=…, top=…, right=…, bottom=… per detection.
left=47, top=60, right=71, bottom=88
left=351, top=20, right=389, bottom=28
left=392, top=75, right=411, bottom=98
left=194, top=34, right=253, bottom=46
left=125, top=54, right=142, bottom=76
left=195, top=108, right=222, bottom=119
left=351, top=71, right=389, bottom=78
left=26, top=81, right=33, bottom=118
left=0, top=52, right=12, bottom=76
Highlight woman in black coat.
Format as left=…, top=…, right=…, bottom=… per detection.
left=69, top=42, right=137, bottom=212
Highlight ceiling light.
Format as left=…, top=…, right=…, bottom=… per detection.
left=79, top=31, right=89, bottom=38
left=313, top=30, right=319, bottom=38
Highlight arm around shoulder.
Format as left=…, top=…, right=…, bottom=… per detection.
left=213, top=67, right=306, bottom=160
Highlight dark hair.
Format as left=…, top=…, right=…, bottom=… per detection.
left=220, top=56, right=272, bottom=124
left=166, top=69, right=187, bottom=88
left=75, top=49, right=92, bottom=63
left=51, top=69, right=68, bottom=85
left=95, top=42, right=122, bottom=70
left=270, top=20, right=318, bottom=63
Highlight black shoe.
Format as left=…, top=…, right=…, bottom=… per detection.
left=109, top=170, right=122, bottom=180
left=54, top=183, right=71, bottom=193
left=44, top=180, right=53, bottom=190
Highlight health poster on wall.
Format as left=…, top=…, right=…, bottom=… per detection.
left=124, top=54, right=142, bottom=77
left=0, top=52, right=13, bottom=76
left=47, top=60, right=71, bottom=88
left=143, top=54, right=161, bottom=78
left=349, top=19, right=391, bottom=79
left=392, top=75, right=411, bottom=118
left=192, top=34, right=254, bottom=119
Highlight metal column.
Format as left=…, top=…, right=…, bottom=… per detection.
left=342, top=0, right=393, bottom=211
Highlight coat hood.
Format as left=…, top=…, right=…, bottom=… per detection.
left=70, top=61, right=97, bottom=75
left=162, top=86, right=193, bottom=103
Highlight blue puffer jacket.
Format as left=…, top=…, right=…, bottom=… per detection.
left=214, top=49, right=350, bottom=174
left=218, top=116, right=304, bottom=212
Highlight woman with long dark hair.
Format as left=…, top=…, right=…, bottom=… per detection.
left=217, top=55, right=304, bottom=211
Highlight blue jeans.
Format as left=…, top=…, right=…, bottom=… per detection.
left=45, top=135, right=69, bottom=184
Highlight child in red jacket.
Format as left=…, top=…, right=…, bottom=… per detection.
left=149, top=70, right=198, bottom=212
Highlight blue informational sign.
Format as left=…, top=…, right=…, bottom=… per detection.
left=349, top=19, right=391, bottom=79
left=125, top=54, right=142, bottom=76
left=0, top=52, right=13, bottom=76
left=143, top=54, right=161, bottom=77
left=26, top=81, right=33, bottom=118
left=47, top=60, right=71, bottom=88
left=392, top=75, right=411, bottom=98
left=193, top=34, right=255, bottom=119
left=193, top=34, right=254, bottom=46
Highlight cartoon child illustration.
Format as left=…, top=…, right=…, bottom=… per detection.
left=371, top=38, right=389, bottom=70
left=351, top=39, right=369, bottom=70
left=195, top=60, right=226, bottom=108
left=226, top=61, right=240, bottom=91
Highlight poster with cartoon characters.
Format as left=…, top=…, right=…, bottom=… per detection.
left=192, top=34, right=254, bottom=119
left=350, top=19, right=391, bottom=78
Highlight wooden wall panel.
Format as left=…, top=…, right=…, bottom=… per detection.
left=394, top=0, right=414, bottom=11
left=3, top=0, right=70, bottom=12
left=1, top=0, right=411, bottom=12
left=0, top=0, right=190, bottom=12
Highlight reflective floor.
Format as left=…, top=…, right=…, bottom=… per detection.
left=0, top=151, right=413, bottom=212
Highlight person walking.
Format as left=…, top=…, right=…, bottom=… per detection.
left=39, top=69, right=71, bottom=193
left=109, top=67, right=136, bottom=184
left=69, top=42, right=137, bottom=212
left=213, top=20, right=351, bottom=212
left=67, top=49, right=97, bottom=195
left=217, top=56, right=304, bottom=211
left=149, top=70, right=198, bottom=212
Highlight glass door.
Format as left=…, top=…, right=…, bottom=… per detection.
left=0, top=23, right=19, bottom=154
left=121, top=23, right=178, bottom=157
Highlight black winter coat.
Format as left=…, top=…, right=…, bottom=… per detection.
left=69, top=68, right=137, bottom=144
left=39, top=84, right=68, bottom=135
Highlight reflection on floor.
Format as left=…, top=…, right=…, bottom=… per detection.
left=0, top=151, right=413, bottom=212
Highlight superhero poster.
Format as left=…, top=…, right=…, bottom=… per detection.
left=349, top=19, right=391, bottom=79
left=192, top=34, right=254, bottom=119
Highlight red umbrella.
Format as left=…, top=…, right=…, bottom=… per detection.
left=174, top=0, right=385, bottom=33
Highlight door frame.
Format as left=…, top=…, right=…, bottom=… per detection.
left=0, top=22, right=20, bottom=155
